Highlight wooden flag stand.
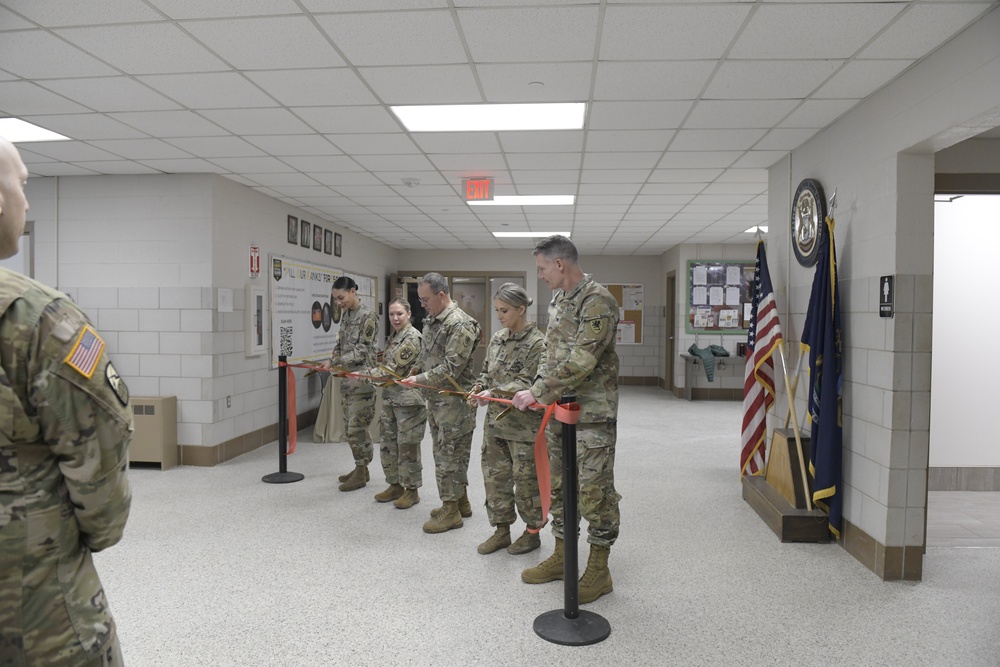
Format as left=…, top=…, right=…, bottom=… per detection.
left=742, top=343, right=828, bottom=542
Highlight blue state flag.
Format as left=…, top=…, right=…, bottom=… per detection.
left=801, top=216, right=844, bottom=538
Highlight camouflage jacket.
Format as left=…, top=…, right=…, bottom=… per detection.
left=418, top=302, right=481, bottom=395
left=530, top=274, right=620, bottom=423
left=331, top=300, right=377, bottom=395
left=0, top=268, right=133, bottom=666
left=372, top=324, right=423, bottom=407
left=477, top=324, right=545, bottom=439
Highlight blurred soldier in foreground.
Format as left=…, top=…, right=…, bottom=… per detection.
left=512, top=235, right=622, bottom=604
left=0, top=137, right=133, bottom=663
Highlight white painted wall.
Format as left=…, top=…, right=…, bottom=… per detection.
left=768, top=8, right=1000, bottom=548
left=930, top=194, right=1000, bottom=466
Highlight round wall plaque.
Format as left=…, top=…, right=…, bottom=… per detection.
left=790, top=178, right=827, bottom=267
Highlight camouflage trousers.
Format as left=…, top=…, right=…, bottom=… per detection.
left=427, top=396, right=476, bottom=502
left=547, top=420, right=621, bottom=548
left=379, top=402, right=426, bottom=489
left=342, top=392, right=376, bottom=466
left=481, top=431, right=542, bottom=528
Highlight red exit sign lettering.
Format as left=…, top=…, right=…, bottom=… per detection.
left=463, top=178, right=493, bottom=201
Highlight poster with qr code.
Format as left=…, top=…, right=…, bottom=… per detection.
left=268, top=253, right=378, bottom=368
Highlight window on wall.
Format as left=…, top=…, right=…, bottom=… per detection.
left=0, top=221, right=33, bottom=277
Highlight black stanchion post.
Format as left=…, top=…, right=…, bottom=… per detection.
left=263, top=355, right=304, bottom=484
left=533, top=395, right=610, bottom=645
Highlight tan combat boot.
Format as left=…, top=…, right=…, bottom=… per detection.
left=338, top=465, right=368, bottom=492
left=578, top=544, right=613, bottom=604
left=374, top=483, right=404, bottom=503
left=521, top=537, right=564, bottom=584
left=394, top=488, right=420, bottom=509
left=430, top=488, right=473, bottom=518
left=338, top=466, right=370, bottom=483
left=423, top=500, right=463, bottom=534
left=507, top=528, right=541, bottom=555
left=477, top=524, right=512, bottom=554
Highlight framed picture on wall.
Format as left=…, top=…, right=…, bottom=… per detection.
left=313, top=224, right=323, bottom=251
left=300, top=220, right=311, bottom=248
left=334, top=232, right=342, bottom=258
left=324, top=229, right=333, bottom=255
left=287, top=215, right=298, bottom=245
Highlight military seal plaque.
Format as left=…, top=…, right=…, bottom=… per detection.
left=791, top=178, right=827, bottom=267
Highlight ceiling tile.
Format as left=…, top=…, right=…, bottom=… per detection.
left=137, top=72, right=279, bottom=109
left=138, top=158, right=222, bottom=173
left=149, top=0, right=304, bottom=19
left=459, top=6, right=599, bottom=62
left=648, top=168, right=722, bottom=183
left=182, top=16, right=346, bottom=69
left=778, top=99, right=858, bottom=129
left=477, top=63, right=592, bottom=103
left=302, top=0, right=446, bottom=9
left=314, top=10, right=467, bottom=66
left=39, top=77, right=183, bottom=113
left=108, top=110, right=228, bottom=137
left=715, top=169, right=767, bottom=183
left=430, top=153, right=508, bottom=171
left=326, top=133, right=419, bottom=155
left=754, top=128, right=816, bottom=151
left=3, top=0, right=163, bottom=25
left=22, top=114, right=150, bottom=141
left=359, top=65, right=481, bottom=105
left=859, top=3, right=993, bottom=60
left=0, top=81, right=90, bottom=116
left=0, top=30, right=119, bottom=79
left=657, top=151, right=741, bottom=169
left=209, top=156, right=296, bottom=173
left=601, top=4, right=751, bottom=60
left=686, top=100, right=798, bottom=129
left=55, top=24, right=229, bottom=74
left=200, top=108, right=316, bottom=136
left=704, top=60, right=844, bottom=100
left=589, top=101, right=692, bottom=130
left=25, top=141, right=143, bottom=162
left=412, top=132, right=503, bottom=154
left=671, top=129, right=766, bottom=151
left=0, top=5, right=33, bottom=28
left=586, top=130, right=674, bottom=153
left=68, top=161, right=162, bottom=175
left=165, top=136, right=264, bottom=158
left=295, top=106, right=402, bottom=134
left=353, top=154, right=437, bottom=171
left=813, top=60, right=913, bottom=99
left=498, top=130, right=584, bottom=153
left=730, top=151, right=788, bottom=168
left=243, top=135, right=342, bottom=156
left=580, top=169, right=653, bottom=183
left=510, top=170, right=580, bottom=184
left=246, top=69, right=377, bottom=106
left=594, top=61, right=715, bottom=101
left=582, top=152, right=661, bottom=170
left=729, top=3, right=905, bottom=59
left=506, top=153, right=582, bottom=170
left=88, top=139, right=196, bottom=160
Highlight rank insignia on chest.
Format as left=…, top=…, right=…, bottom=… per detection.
left=64, top=325, right=105, bottom=378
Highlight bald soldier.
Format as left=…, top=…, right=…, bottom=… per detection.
left=0, top=138, right=133, bottom=663
left=398, top=273, right=481, bottom=534
left=513, top=234, right=622, bottom=605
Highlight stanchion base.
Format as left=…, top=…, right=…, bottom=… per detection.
left=262, top=471, right=304, bottom=484
left=534, top=609, right=611, bottom=646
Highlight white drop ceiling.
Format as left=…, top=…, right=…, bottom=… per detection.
left=1, top=0, right=996, bottom=254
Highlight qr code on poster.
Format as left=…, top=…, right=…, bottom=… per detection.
left=279, top=326, right=293, bottom=357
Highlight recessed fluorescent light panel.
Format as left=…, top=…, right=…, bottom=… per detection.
left=470, top=195, right=574, bottom=207
left=744, top=226, right=769, bottom=233
left=391, top=103, right=585, bottom=132
left=0, top=118, right=71, bottom=142
left=493, top=232, right=571, bottom=239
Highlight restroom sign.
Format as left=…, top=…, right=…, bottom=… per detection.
left=879, top=275, right=893, bottom=318
left=249, top=245, right=260, bottom=278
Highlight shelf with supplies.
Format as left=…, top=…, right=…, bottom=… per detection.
left=680, top=354, right=746, bottom=401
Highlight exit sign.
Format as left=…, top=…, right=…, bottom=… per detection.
left=463, top=178, right=493, bottom=202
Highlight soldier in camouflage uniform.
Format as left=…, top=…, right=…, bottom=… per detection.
left=321, top=276, right=378, bottom=492
left=513, top=235, right=621, bottom=605
left=362, top=297, right=425, bottom=509
left=398, top=272, right=481, bottom=534
left=0, top=137, right=133, bottom=665
left=471, top=283, right=545, bottom=556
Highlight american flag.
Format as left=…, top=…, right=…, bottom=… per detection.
left=741, top=242, right=782, bottom=476
left=65, top=325, right=105, bottom=378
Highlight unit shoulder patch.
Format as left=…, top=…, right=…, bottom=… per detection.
left=106, top=361, right=130, bottom=406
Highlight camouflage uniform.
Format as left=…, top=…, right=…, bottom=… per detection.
left=529, top=274, right=622, bottom=548
left=0, top=269, right=132, bottom=666
left=417, top=302, right=480, bottom=502
left=371, top=324, right=426, bottom=489
left=330, top=300, right=378, bottom=466
left=478, top=324, right=545, bottom=529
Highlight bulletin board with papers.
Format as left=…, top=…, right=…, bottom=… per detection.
left=685, top=260, right=754, bottom=335
left=605, top=283, right=643, bottom=345
left=268, top=253, right=379, bottom=368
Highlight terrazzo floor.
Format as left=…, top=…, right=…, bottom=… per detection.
left=95, top=387, right=1000, bottom=666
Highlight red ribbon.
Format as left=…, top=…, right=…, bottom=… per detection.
left=526, top=400, right=580, bottom=534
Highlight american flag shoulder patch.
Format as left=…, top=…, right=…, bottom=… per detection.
left=64, top=324, right=105, bottom=378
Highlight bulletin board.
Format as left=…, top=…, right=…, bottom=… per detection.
left=605, top=283, right=643, bottom=345
left=268, top=253, right=379, bottom=368
left=685, top=260, right=754, bottom=335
